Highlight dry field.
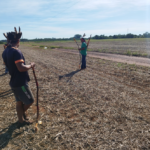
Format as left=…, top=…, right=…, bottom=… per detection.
left=25, top=38, right=150, bottom=57
left=1, top=43, right=150, bottom=149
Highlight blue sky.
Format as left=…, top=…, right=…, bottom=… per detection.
left=0, top=0, right=150, bottom=40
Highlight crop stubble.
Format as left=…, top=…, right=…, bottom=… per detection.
left=0, top=44, right=150, bottom=149
left=27, top=38, right=150, bottom=56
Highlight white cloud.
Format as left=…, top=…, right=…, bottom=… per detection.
left=75, top=0, right=150, bottom=10
left=44, top=17, right=85, bottom=22
left=0, top=0, right=150, bottom=40
left=0, top=0, right=50, bottom=15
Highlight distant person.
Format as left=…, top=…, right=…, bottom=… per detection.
left=78, top=38, right=87, bottom=69
left=2, top=27, right=35, bottom=127
left=3, top=44, right=9, bottom=74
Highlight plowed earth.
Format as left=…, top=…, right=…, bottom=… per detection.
left=1, top=44, right=150, bottom=149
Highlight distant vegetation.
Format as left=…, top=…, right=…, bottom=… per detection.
left=1, top=32, right=150, bottom=42
left=92, top=32, right=150, bottom=39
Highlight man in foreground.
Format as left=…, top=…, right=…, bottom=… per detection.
left=2, top=27, right=35, bottom=127
left=78, top=38, right=87, bottom=69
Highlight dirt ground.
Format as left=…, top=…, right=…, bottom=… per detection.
left=1, top=44, right=150, bottom=149
left=55, top=49, right=150, bottom=67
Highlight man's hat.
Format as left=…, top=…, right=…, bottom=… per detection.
left=3, top=27, right=22, bottom=42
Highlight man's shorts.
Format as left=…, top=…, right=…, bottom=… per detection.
left=11, top=84, right=34, bottom=105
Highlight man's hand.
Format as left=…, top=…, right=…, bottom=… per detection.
left=30, top=62, right=35, bottom=68
left=79, top=48, right=85, bottom=51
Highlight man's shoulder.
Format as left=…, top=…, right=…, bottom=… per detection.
left=4, top=46, right=18, bottom=52
left=83, top=42, right=87, bottom=45
left=82, top=42, right=87, bottom=47
left=11, top=47, right=22, bottom=54
left=4, top=47, right=23, bottom=57
left=11, top=47, right=20, bottom=51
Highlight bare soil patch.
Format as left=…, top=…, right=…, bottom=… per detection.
left=55, top=49, right=150, bottom=67
left=1, top=44, right=150, bottom=149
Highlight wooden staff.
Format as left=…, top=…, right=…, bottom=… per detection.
left=74, top=38, right=82, bottom=69
left=32, top=67, right=39, bottom=131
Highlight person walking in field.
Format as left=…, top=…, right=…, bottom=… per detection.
left=3, top=44, right=9, bottom=74
left=2, top=27, right=35, bottom=127
left=78, top=38, right=87, bottom=70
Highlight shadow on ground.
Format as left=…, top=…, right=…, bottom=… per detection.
left=59, top=70, right=80, bottom=82
left=0, top=122, right=24, bottom=149
left=0, top=73, right=7, bottom=77
left=0, top=89, right=13, bottom=98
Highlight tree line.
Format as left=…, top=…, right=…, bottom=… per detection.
left=0, top=32, right=150, bottom=43
left=74, top=32, right=150, bottom=39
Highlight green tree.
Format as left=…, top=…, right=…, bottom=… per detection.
left=74, top=34, right=82, bottom=39
left=143, top=32, right=150, bottom=38
left=126, top=33, right=134, bottom=38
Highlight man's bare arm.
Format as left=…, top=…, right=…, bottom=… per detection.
left=16, top=62, right=35, bottom=72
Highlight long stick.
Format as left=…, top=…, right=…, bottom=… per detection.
left=32, top=67, right=39, bottom=125
left=73, top=38, right=79, bottom=49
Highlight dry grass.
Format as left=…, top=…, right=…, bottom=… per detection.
left=1, top=44, right=150, bottom=149
left=22, top=38, right=150, bottom=57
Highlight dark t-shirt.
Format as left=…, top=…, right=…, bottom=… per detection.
left=2, top=46, right=30, bottom=87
